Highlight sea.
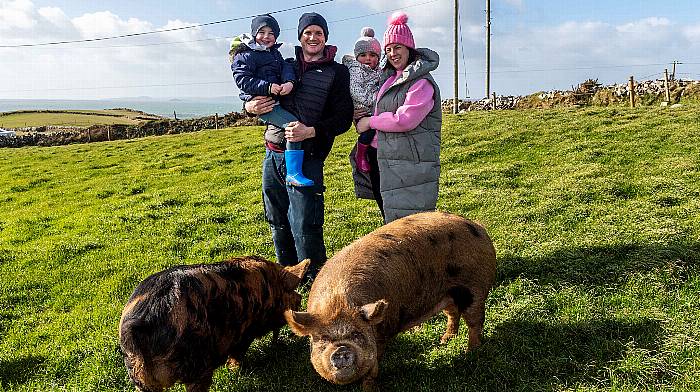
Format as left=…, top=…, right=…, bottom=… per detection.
left=0, top=98, right=242, bottom=119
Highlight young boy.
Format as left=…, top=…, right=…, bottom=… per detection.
left=231, top=14, right=313, bottom=187
left=342, top=27, right=382, bottom=173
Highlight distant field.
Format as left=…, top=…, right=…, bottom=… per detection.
left=0, top=109, right=161, bottom=128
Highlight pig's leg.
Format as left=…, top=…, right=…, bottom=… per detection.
left=184, top=372, right=213, bottom=392
left=462, top=292, right=486, bottom=350
left=440, top=304, right=460, bottom=344
left=226, top=335, right=255, bottom=369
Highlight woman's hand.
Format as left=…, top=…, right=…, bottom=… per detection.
left=355, top=117, right=371, bottom=134
left=284, top=121, right=316, bottom=142
left=353, top=108, right=369, bottom=121
left=244, top=96, right=275, bottom=115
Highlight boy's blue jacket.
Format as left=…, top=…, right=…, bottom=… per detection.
left=231, top=34, right=296, bottom=101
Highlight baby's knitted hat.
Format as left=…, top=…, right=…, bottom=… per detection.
left=354, top=27, right=381, bottom=58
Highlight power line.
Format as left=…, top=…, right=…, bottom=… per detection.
left=458, top=2, right=469, bottom=98
left=0, top=0, right=439, bottom=50
left=488, top=62, right=669, bottom=74
left=4, top=60, right=695, bottom=94
left=0, top=0, right=336, bottom=48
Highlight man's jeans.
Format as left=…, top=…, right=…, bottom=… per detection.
left=262, top=149, right=327, bottom=272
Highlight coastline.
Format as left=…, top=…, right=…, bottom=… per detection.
left=0, top=98, right=242, bottom=119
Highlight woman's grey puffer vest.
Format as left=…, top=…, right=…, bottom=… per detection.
left=351, top=48, right=442, bottom=223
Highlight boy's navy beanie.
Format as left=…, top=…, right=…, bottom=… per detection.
left=251, top=14, right=280, bottom=37
left=297, top=12, right=328, bottom=40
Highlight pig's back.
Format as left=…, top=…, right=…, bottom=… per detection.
left=308, top=212, right=496, bottom=332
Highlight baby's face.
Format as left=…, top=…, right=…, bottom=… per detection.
left=357, top=52, right=379, bottom=69
left=255, top=26, right=276, bottom=48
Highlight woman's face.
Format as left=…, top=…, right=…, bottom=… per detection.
left=385, top=43, right=409, bottom=70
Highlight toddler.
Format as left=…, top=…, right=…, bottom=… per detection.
left=231, top=14, right=313, bottom=187
left=342, top=27, right=382, bottom=173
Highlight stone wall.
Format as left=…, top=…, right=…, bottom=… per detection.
left=441, top=78, right=700, bottom=113
left=0, top=112, right=260, bottom=148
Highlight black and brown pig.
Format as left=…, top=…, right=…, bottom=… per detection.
left=285, top=212, right=496, bottom=391
left=119, top=256, right=309, bottom=392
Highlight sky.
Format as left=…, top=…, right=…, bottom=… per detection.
left=1, top=0, right=700, bottom=100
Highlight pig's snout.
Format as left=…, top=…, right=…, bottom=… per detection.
left=330, top=346, right=355, bottom=369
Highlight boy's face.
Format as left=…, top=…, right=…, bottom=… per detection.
left=357, top=52, right=379, bottom=69
left=255, top=26, right=276, bottom=48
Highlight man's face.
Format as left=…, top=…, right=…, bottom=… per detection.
left=300, top=25, right=326, bottom=59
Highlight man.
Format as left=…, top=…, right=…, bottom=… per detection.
left=244, top=12, right=353, bottom=281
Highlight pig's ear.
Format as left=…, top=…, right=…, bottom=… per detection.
left=282, top=259, right=310, bottom=290
left=360, top=299, right=388, bottom=325
left=285, top=310, right=316, bottom=336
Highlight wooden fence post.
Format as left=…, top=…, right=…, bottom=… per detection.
left=107, top=126, right=111, bottom=141
left=492, top=92, right=497, bottom=110
left=628, top=76, right=636, bottom=108
left=215, top=113, right=219, bottom=130
left=664, top=69, right=671, bottom=103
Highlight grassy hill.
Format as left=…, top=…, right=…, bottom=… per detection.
left=0, top=105, right=699, bottom=391
left=0, top=109, right=161, bottom=129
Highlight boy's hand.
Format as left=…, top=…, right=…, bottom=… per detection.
left=280, top=82, right=294, bottom=96
left=270, top=83, right=282, bottom=95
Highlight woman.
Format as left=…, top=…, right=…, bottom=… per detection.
left=354, top=12, right=442, bottom=223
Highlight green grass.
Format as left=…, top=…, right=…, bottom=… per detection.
left=0, top=109, right=160, bottom=128
left=1, top=104, right=699, bottom=391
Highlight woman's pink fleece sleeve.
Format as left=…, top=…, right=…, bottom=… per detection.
left=369, top=79, right=435, bottom=132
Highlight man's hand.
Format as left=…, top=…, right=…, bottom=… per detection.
left=244, top=96, right=275, bottom=115
left=284, top=121, right=316, bottom=142
left=353, top=108, right=369, bottom=121
left=355, top=117, right=371, bottom=134
left=270, top=83, right=283, bottom=95
left=280, top=82, right=294, bottom=96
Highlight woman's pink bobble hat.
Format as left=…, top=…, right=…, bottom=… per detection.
left=383, top=12, right=415, bottom=49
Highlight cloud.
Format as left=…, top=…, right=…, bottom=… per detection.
left=71, top=11, right=152, bottom=38
left=0, top=0, right=36, bottom=31
left=0, top=1, right=233, bottom=99
left=37, top=6, right=69, bottom=27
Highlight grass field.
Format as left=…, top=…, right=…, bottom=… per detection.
left=0, top=109, right=161, bottom=129
left=0, top=105, right=699, bottom=391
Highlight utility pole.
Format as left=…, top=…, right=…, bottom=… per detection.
left=453, top=0, right=459, bottom=114
left=671, top=60, right=682, bottom=81
left=485, top=0, right=491, bottom=98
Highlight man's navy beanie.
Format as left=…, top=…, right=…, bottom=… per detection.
left=297, top=12, right=329, bottom=40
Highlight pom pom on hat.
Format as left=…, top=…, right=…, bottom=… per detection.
left=354, top=27, right=381, bottom=57
left=384, top=12, right=414, bottom=49
left=388, top=12, right=409, bottom=26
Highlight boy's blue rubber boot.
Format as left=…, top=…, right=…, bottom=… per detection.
left=285, top=150, right=315, bottom=187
